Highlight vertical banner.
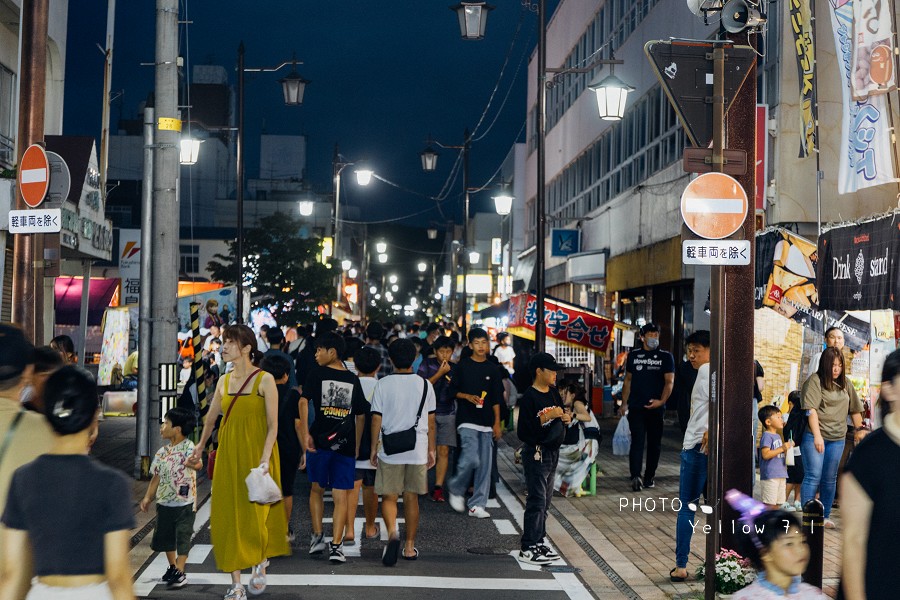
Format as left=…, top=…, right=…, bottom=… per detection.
left=118, top=229, right=141, bottom=306
left=830, top=0, right=899, bottom=193
left=98, top=308, right=130, bottom=385
left=789, top=0, right=818, bottom=157
left=851, top=0, right=897, bottom=99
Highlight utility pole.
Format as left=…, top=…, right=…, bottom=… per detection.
left=11, top=0, right=48, bottom=343
left=534, top=0, right=547, bottom=352
left=144, top=0, right=180, bottom=473
left=704, top=33, right=757, bottom=600
left=136, top=106, right=154, bottom=478
left=461, top=128, right=471, bottom=340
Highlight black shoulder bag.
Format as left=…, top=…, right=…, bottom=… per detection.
left=381, top=378, right=429, bottom=456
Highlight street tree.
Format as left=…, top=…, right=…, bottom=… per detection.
left=207, top=212, right=334, bottom=325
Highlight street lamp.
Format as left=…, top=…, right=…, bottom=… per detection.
left=376, top=241, right=388, bottom=254
left=333, top=148, right=373, bottom=312
left=427, top=226, right=438, bottom=240
left=420, top=145, right=439, bottom=172
left=236, top=42, right=308, bottom=322
left=417, top=261, right=427, bottom=273
left=590, top=68, right=634, bottom=121
left=451, top=2, right=494, bottom=40
left=348, top=268, right=358, bottom=279
left=378, top=253, right=388, bottom=264
left=355, top=168, right=374, bottom=186
left=492, top=187, right=513, bottom=216
left=179, top=130, right=201, bottom=166
left=342, top=259, right=352, bottom=271
left=298, top=200, right=314, bottom=216
left=493, top=183, right=515, bottom=298
left=468, top=250, right=480, bottom=265
left=389, top=274, right=398, bottom=284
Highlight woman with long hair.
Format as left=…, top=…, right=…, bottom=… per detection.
left=49, top=335, right=77, bottom=365
left=0, top=366, right=135, bottom=600
left=799, top=346, right=866, bottom=528
left=191, top=324, right=289, bottom=600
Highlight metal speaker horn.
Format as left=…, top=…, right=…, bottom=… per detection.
left=686, top=0, right=723, bottom=16
left=721, top=0, right=765, bottom=33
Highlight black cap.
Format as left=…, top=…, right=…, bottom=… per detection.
left=0, top=323, right=35, bottom=382
left=528, top=352, right=565, bottom=373
left=639, top=322, right=659, bottom=336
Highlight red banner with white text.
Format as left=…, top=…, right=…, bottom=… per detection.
left=507, top=293, right=614, bottom=353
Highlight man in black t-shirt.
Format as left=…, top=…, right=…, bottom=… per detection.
left=619, top=323, right=675, bottom=491
left=515, top=352, right=569, bottom=565
left=299, top=333, right=368, bottom=564
left=446, top=328, right=504, bottom=519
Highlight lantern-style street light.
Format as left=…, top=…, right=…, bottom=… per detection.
left=452, top=2, right=494, bottom=40
left=376, top=241, right=388, bottom=254
left=298, top=200, right=314, bottom=216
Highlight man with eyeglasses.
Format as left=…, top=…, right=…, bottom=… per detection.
left=669, top=330, right=710, bottom=582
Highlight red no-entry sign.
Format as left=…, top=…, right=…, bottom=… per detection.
left=680, top=172, right=749, bottom=240
left=18, top=144, right=50, bottom=208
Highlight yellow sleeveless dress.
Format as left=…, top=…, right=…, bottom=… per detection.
left=210, top=371, right=291, bottom=572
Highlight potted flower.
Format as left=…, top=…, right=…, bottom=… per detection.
left=695, top=548, right=756, bottom=597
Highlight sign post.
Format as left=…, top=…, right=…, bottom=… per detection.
left=652, top=36, right=758, bottom=600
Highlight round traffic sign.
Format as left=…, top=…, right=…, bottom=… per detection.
left=18, top=144, right=50, bottom=208
left=680, top=172, right=749, bottom=240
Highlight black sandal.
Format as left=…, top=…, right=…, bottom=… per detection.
left=670, top=567, right=686, bottom=582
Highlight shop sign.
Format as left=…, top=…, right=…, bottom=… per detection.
left=755, top=228, right=870, bottom=350
left=551, top=229, right=580, bottom=257
left=507, top=293, right=614, bottom=352
left=817, top=215, right=897, bottom=310
left=118, top=229, right=141, bottom=306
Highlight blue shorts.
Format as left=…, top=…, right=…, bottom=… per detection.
left=306, top=449, right=355, bottom=490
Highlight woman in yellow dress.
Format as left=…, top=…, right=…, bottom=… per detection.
left=192, top=324, right=290, bottom=599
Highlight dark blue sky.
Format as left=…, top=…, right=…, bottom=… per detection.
left=64, top=2, right=558, bottom=226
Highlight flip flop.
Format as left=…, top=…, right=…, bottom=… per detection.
left=401, top=548, right=419, bottom=561
left=382, top=536, right=400, bottom=567
left=670, top=567, right=686, bottom=582
left=365, top=523, right=381, bottom=539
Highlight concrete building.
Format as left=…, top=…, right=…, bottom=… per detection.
left=518, top=0, right=900, bottom=357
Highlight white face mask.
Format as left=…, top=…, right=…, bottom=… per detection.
left=645, top=338, right=660, bottom=351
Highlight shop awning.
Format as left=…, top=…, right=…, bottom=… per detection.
left=55, top=277, right=119, bottom=326
left=507, top=293, right=614, bottom=352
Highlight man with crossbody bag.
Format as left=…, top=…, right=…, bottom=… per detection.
left=369, top=339, right=436, bottom=566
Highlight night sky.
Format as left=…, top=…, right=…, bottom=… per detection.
left=63, top=1, right=559, bottom=228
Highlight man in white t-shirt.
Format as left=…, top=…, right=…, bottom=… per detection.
left=370, top=339, right=436, bottom=567
left=670, top=330, right=710, bottom=582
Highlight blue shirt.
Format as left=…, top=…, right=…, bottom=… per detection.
left=759, top=431, right=788, bottom=480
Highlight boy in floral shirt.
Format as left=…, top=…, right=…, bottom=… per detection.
left=140, top=407, right=202, bottom=589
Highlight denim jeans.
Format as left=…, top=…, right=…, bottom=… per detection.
left=675, top=444, right=708, bottom=568
left=447, top=427, right=493, bottom=510
left=627, top=407, right=665, bottom=480
left=800, top=431, right=845, bottom=519
left=521, top=444, right=559, bottom=550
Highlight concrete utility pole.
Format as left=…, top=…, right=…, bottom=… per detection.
left=143, top=0, right=181, bottom=473
left=11, top=0, right=48, bottom=343
left=136, top=106, right=154, bottom=478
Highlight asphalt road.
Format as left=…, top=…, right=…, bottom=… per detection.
left=132, top=465, right=594, bottom=599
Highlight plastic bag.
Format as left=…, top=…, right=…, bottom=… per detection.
left=612, top=414, right=631, bottom=456
left=245, top=467, right=282, bottom=504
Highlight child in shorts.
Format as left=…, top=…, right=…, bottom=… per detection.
left=757, top=405, right=793, bottom=510
left=140, top=407, right=202, bottom=589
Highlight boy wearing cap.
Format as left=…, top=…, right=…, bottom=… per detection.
left=618, top=323, right=675, bottom=492
left=516, top=352, right=570, bottom=565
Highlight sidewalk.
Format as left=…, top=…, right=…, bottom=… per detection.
left=501, top=415, right=842, bottom=599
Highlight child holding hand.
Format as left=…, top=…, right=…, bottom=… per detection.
left=140, top=407, right=203, bottom=589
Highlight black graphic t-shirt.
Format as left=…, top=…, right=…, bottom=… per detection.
left=625, top=347, right=675, bottom=409
left=303, top=366, right=368, bottom=457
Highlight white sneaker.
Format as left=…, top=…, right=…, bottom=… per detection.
left=309, top=532, right=326, bottom=554
left=468, top=506, right=491, bottom=519
left=518, top=546, right=552, bottom=565
left=448, top=493, right=466, bottom=513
